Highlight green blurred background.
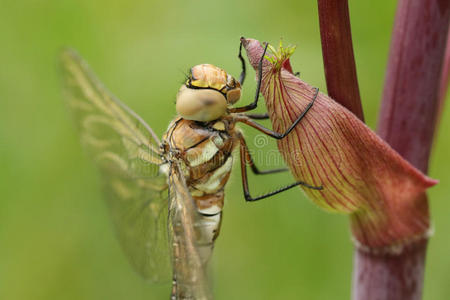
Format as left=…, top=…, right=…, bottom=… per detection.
left=0, top=1, right=448, bottom=299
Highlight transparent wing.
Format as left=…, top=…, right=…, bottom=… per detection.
left=168, top=161, right=211, bottom=299
left=60, top=49, right=171, bottom=281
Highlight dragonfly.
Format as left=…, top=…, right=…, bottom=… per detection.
left=60, top=40, right=322, bottom=300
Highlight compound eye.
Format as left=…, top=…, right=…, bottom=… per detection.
left=176, top=86, right=227, bottom=122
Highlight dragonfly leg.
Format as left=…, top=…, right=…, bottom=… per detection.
left=238, top=133, right=287, bottom=175
left=245, top=112, right=269, bottom=120
left=238, top=40, right=246, bottom=86
left=235, top=87, right=319, bottom=140
left=229, top=43, right=269, bottom=113
left=238, top=134, right=322, bottom=202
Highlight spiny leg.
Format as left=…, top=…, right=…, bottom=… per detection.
left=229, top=43, right=269, bottom=113
left=238, top=134, right=322, bottom=202
left=236, top=88, right=319, bottom=140
left=238, top=41, right=246, bottom=85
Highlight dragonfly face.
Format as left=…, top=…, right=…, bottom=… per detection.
left=176, top=64, right=241, bottom=122
left=61, top=40, right=321, bottom=300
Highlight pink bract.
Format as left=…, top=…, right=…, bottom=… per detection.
left=241, top=38, right=437, bottom=249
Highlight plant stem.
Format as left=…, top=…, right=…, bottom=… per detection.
left=317, top=0, right=364, bottom=121
left=317, top=0, right=449, bottom=299
left=356, top=1, right=449, bottom=300
left=378, top=0, right=450, bottom=173
left=352, top=240, right=427, bottom=300
left=438, top=31, right=450, bottom=119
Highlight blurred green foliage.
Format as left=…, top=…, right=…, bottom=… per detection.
left=0, top=1, right=448, bottom=299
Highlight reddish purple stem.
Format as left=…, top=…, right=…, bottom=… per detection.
left=352, top=241, right=428, bottom=300
left=317, top=0, right=449, bottom=299
left=359, top=1, right=449, bottom=300
left=378, top=0, right=450, bottom=173
left=317, top=0, right=364, bottom=121
left=438, top=31, right=450, bottom=119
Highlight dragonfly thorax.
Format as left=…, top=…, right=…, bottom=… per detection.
left=176, top=64, right=241, bottom=122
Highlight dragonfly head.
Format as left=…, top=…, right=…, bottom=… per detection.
left=176, top=64, right=241, bottom=122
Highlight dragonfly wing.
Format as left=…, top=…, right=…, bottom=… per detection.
left=102, top=170, right=171, bottom=282
left=60, top=49, right=171, bottom=281
left=169, top=161, right=211, bottom=300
